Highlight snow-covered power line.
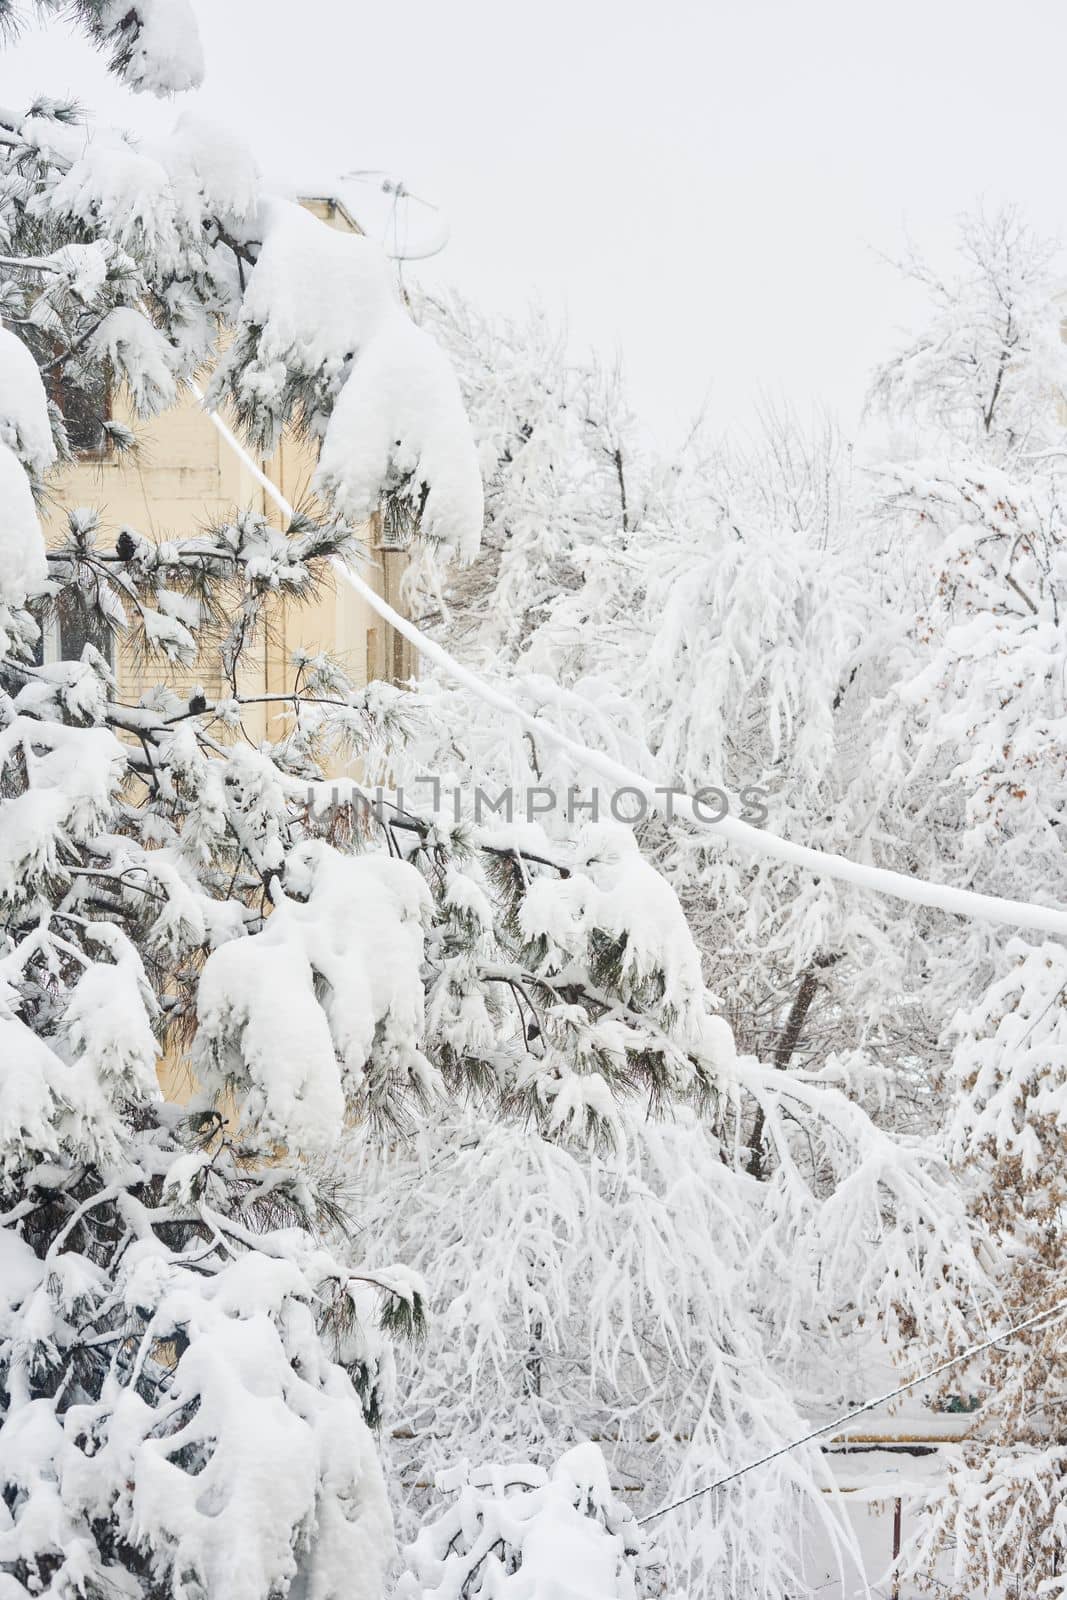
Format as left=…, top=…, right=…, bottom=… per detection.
left=639, top=1297, right=1067, bottom=1526
left=193, top=390, right=1067, bottom=940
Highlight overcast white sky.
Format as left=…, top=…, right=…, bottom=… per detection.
left=3, top=0, right=1066, bottom=446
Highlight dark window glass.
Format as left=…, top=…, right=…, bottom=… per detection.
left=17, top=327, right=110, bottom=455
left=55, top=592, right=115, bottom=667
left=61, top=373, right=110, bottom=454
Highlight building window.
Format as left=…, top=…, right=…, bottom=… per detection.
left=57, top=592, right=115, bottom=664
left=60, top=370, right=111, bottom=455
left=376, top=500, right=413, bottom=551
left=19, top=328, right=111, bottom=456
left=34, top=591, right=116, bottom=669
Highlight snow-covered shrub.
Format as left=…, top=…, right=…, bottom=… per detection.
left=401, top=1445, right=657, bottom=1600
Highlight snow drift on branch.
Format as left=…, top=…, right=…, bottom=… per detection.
left=0, top=325, right=57, bottom=481
left=401, top=1444, right=655, bottom=1600
left=93, top=0, right=206, bottom=96
left=0, top=326, right=52, bottom=633
left=168, top=109, right=261, bottom=222
left=194, top=841, right=435, bottom=1147
left=0, top=442, right=46, bottom=611
left=520, top=823, right=733, bottom=1059
left=209, top=200, right=484, bottom=561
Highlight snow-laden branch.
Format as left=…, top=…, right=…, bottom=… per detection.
left=343, top=576, right=1067, bottom=934
left=200, top=399, right=1067, bottom=936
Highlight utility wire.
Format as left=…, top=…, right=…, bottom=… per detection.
left=639, top=1297, right=1067, bottom=1525
left=192, top=388, right=1067, bottom=940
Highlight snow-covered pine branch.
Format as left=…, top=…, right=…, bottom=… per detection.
left=0, top=1, right=205, bottom=97
left=0, top=91, right=482, bottom=561
left=208, top=203, right=483, bottom=565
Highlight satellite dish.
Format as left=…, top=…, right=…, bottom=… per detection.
left=341, top=170, right=451, bottom=262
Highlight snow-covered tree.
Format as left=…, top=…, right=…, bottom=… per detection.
left=863, top=208, right=1067, bottom=916
left=388, top=216, right=1067, bottom=1595
left=867, top=206, right=1067, bottom=462
left=0, top=18, right=777, bottom=1599
left=0, top=2, right=206, bottom=98
left=0, top=14, right=478, bottom=1598
left=358, top=1080, right=973, bottom=1599
left=908, top=940, right=1067, bottom=1597
left=0, top=308, right=416, bottom=1600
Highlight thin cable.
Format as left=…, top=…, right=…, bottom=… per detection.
left=191, top=389, right=1067, bottom=940
left=639, top=1297, right=1067, bottom=1525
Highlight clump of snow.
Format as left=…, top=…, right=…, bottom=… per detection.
left=0, top=718, right=127, bottom=907
left=0, top=326, right=57, bottom=479
left=194, top=842, right=434, bottom=1147
left=15, top=651, right=115, bottom=726
left=210, top=200, right=484, bottom=561
left=229, top=198, right=392, bottom=383
left=0, top=948, right=160, bottom=1170
left=441, top=868, right=495, bottom=934
left=402, top=1443, right=655, bottom=1600
left=90, top=305, right=179, bottom=414
left=521, top=822, right=734, bottom=1061
left=0, top=331, right=50, bottom=646
left=155, top=587, right=200, bottom=628
left=98, top=0, right=206, bottom=97
left=46, top=240, right=112, bottom=303
left=0, top=443, right=47, bottom=608
left=140, top=602, right=197, bottom=662
left=167, top=111, right=260, bottom=222
left=61, top=944, right=160, bottom=1107
left=0, top=994, right=63, bottom=1171
left=41, top=126, right=186, bottom=261
left=317, top=309, right=485, bottom=561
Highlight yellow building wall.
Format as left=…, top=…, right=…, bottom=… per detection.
left=42, top=196, right=414, bottom=740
